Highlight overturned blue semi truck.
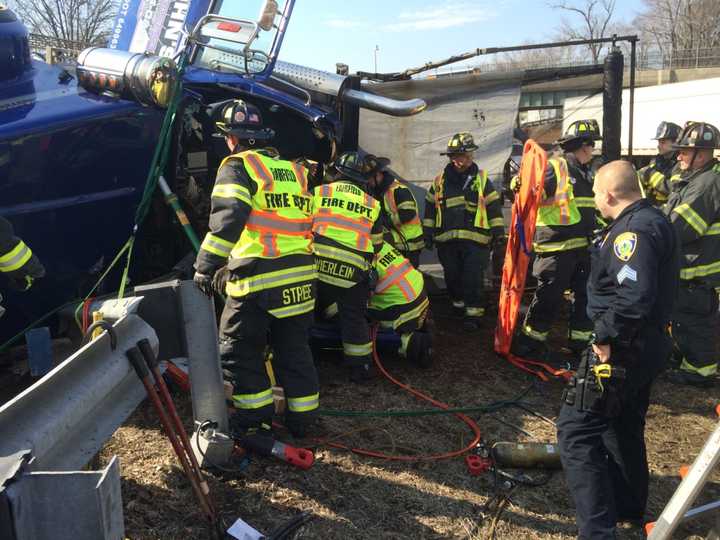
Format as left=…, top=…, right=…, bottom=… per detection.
left=0, top=0, right=430, bottom=346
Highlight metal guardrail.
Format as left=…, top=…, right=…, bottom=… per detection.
left=28, top=33, right=84, bottom=64
left=0, top=301, right=158, bottom=471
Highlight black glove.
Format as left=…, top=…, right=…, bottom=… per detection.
left=212, top=266, right=229, bottom=296
left=193, top=271, right=214, bottom=296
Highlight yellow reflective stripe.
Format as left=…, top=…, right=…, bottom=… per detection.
left=679, top=260, right=720, bottom=281
left=465, top=306, right=485, bottom=317
left=445, top=196, right=466, bottom=208
left=287, top=393, right=320, bottom=413
left=371, top=232, right=384, bottom=244
left=403, top=238, right=426, bottom=251
left=485, top=191, right=499, bottom=204
left=522, top=325, right=548, bottom=342
left=394, top=297, right=430, bottom=329
left=200, top=233, right=234, bottom=257
left=211, top=183, right=251, bottom=205
left=314, top=244, right=368, bottom=268
left=648, top=171, right=666, bottom=189
left=435, top=230, right=491, bottom=244
left=343, top=342, right=373, bottom=356
left=0, top=240, right=32, bottom=273
left=232, top=388, right=274, bottom=410
left=574, top=197, right=596, bottom=208
left=317, top=273, right=356, bottom=288
left=533, top=237, right=589, bottom=253
left=679, top=358, right=718, bottom=377
left=226, top=264, right=316, bottom=296
left=569, top=329, right=592, bottom=341
left=425, top=191, right=435, bottom=203
left=397, top=201, right=416, bottom=210
left=422, top=218, right=435, bottom=228
left=674, top=203, right=708, bottom=236
left=706, top=223, right=720, bottom=235
left=489, top=217, right=504, bottom=228
left=399, top=333, right=411, bottom=357
left=268, top=298, right=315, bottom=318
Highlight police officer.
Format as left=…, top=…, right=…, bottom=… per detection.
left=193, top=99, right=319, bottom=438
left=368, top=155, right=424, bottom=268
left=513, top=120, right=599, bottom=358
left=638, top=121, right=682, bottom=205
left=312, top=151, right=384, bottom=382
left=558, top=160, right=679, bottom=539
left=423, top=132, right=504, bottom=330
left=0, top=216, right=45, bottom=318
left=663, top=121, right=720, bottom=387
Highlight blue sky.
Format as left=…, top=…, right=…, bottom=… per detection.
left=279, top=0, right=646, bottom=73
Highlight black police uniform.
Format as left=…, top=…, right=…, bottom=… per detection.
left=557, top=199, right=679, bottom=539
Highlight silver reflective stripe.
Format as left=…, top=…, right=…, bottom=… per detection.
left=247, top=213, right=312, bottom=232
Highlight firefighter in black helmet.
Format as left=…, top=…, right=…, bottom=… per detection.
left=663, top=121, right=720, bottom=387
left=513, top=120, right=599, bottom=360
left=637, top=121, right=683, bottom=205
left=193, top=99, right=320, bottom=439
left=312, top=151, right=384, bottom=382
left=422, top=132, right=505, bottom=331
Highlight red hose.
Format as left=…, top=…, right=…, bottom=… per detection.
left=318, top=326, right=483, bottom=461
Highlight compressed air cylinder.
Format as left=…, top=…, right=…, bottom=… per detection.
left=491, top=441, right=562, bottom=469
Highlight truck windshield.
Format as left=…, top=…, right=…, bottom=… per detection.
left=192, top=0, right=288, bottom=77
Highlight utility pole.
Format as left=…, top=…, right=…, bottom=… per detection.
left=374, top=44, right=379, bottom=73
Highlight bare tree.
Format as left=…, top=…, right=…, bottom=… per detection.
left=635, top=0, right=720, bottom=60
left=9, top=0, right=116, bottom=47
left=549, top=0, right=618, bottom=63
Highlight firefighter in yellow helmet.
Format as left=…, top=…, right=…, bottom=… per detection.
left=193, top=99, right=319, bottom=439
left=367, top=155, right=424, bottom=268
left=312, top=151, right=384, bottom=382
left=513, top=120, right=599, bottom=360
left=423, top=132, right=505, bottom=330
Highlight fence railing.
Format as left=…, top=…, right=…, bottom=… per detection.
left=28, top=33, right=85, bottom=64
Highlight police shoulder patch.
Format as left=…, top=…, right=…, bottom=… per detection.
left=613, top=232, right=637, bottom=261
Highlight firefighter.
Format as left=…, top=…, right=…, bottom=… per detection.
left=319, top=242, right=433, bottom=367
left=193, top=99, right=319, bottom=438
left=558, top=160, right=679, bottom=539
left=637, top=121, right=682, bottom=205
left=423, top=132, right=505, bottom=330
left=367, top=155, right=424, bottom=268
left=512, top=120, right=599, bottom=358
left=312, top=151, right=384, bottom=382
left=369, top=243, right=432, bottom=366
left=663, top=121, right=720, bottom=387
left=0, top=216, right=45, bottom=318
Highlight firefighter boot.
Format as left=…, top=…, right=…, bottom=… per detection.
left=403, top=331, right=433, bottom=368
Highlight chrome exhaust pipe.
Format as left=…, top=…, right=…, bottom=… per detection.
left=272, top=60, right=426, bottom=117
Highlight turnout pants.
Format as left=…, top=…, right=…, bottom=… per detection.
left=219, top=295, right=319, bottom=433
left=672, top=282, right=719, bottom=378
left=317, top=280, right=373, bottom=367
left=522, top=248, right=592, bottom=349
left=437, top=240, right=488, bottom=320
left=401, top=249, right=421, bottom=269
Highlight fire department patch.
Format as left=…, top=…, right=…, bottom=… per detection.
left=613, top=232, right=637, bottom=261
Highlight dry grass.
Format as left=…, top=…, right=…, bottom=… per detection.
left=102, top=296, right=720, bottom=539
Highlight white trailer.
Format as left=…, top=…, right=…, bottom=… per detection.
left=563, top=77, right=720, bottom=156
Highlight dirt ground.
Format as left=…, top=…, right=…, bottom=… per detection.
left=93, top=295, right=719, bottom=539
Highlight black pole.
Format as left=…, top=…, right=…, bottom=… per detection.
left=602, top=47, right=624, bottom=161
left=628, top=39, right=637, bottom=159
left=339, top=76, right=361, bottom=152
